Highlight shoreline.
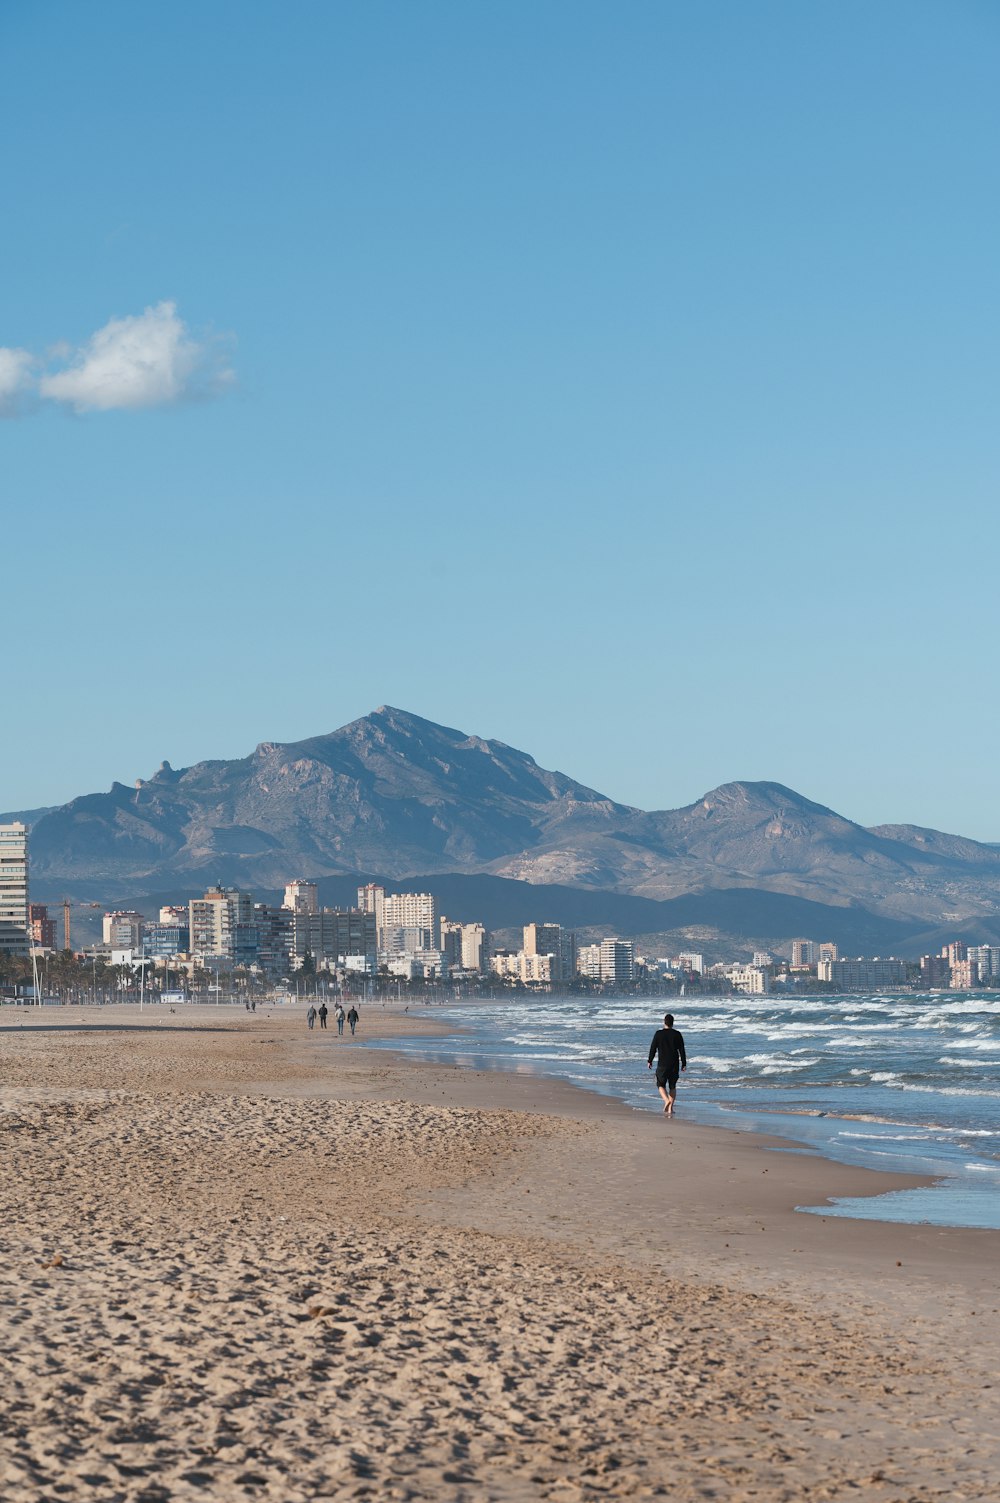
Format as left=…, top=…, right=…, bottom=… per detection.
left=355, top=1001, right=1000, bottom=1233
left=3, top=1004, right=999, bottom=1499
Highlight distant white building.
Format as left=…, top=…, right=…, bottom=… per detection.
left=817, top=957, right=906, bottom=989
left=103, top=911, right=145, bottom=950
left=576, top=938, right=635, bottom=986
left=728, top=964, right=770, bottom=995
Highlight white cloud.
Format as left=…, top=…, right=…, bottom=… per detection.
left=0, top=347, right=36, bottom=415
left=39, top=301, right=233, bottom=412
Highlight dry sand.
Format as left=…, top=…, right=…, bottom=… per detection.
left=1, top=1003, right=998, bottom=1502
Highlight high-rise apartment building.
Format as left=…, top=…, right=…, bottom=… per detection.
left=292, top=908, right=377, bottom=967
left=254, top=904, right=294, bottom=973
left=283, top=881, right=319, bottom=916
left=0, top=824, right=29, bottom=957
left=790, top=939, right=816, bottom=967
left=441, top=919, right=489, bottom=973
left=189, top=887, right=256, bottom=964
left=103, top=911, right=145, bottom=950
left=599, top=938, right=635, bottom=986
left=523, top=922, right=575, bottom=981
left=29, top=903, right=57, bottom=951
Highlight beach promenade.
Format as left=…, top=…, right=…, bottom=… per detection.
left=1, top=1005, right=998, bottom=1501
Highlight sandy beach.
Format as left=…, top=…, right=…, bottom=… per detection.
left=2, top=1004, right=998, bottom=1501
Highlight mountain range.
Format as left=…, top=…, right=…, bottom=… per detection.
left=8, top=706, right=1000, bottom=956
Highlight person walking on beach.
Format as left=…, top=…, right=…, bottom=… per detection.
left=318, top=1002, right=328, bottom=1030
left=306, top=1004, right=317, bottom=1030
left=347, top=1004, right=359, bottom=1036
left=335, top=1002, right=345, bottom=1035
left=647, top=1012, right=687, bottom=1117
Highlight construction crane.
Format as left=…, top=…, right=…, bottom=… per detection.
left=59, top=899, right=102, bottom=952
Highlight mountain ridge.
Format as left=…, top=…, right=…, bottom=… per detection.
left=13, top=706, right=1000, bottom=933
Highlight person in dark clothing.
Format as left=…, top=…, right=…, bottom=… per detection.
left=318, top=1002, right=328, bottom=1029
left=346, top=1005, right=359, bottom=1036
left=647, top=1012, right=687, bottom=1117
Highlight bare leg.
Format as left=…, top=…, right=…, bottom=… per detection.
left=657, top=1083, right=670, bottom=1113
left=666, top=1087, right=676, bottom=1118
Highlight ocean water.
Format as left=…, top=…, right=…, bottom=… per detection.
left=370, top=991, right=1000, bottom=1229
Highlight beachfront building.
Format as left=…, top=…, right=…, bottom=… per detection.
left=817, top=957, right=906, bottom=989
left=676, top=952, right=704, bottom=975
left=292, top=907, right=377, bottom=969
left=790, top=939, right=816, bottom=967
left=359, top=885, right=438, bottom=953
left=524, top=922, right=576, bottom=981
left=728, top=964, right=770, bottom=995
left=0, top=823, right=29, bottom=957
left=949, top=958, right=978, bottom=990
left=919, top=953, right=951, bottom=987
left=966, top=945, right=1000, bottom=983
left=491, top=950, right=557, bottom=987
left=144, top=920, right=191, bottom=958
left=189, top=886, right=257, bottom=965
left=599, top=938, right=635, bottom=987
left=440, top=919, right=489, bottom=974
left=576, top=938, right=636, bottom=986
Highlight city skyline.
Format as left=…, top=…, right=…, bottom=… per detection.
left=4, top=3, right=1000, bottom=836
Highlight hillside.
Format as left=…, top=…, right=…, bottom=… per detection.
left=18, top=706, right=1000, bottom=936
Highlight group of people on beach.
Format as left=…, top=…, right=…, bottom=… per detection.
left=306, top=1001, right=359, bottom=1035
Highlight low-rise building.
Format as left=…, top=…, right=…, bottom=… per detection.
left=728, top=964, right=770, bottom=995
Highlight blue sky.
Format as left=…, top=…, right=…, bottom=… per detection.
left=3, top=1, right=999, bottom=836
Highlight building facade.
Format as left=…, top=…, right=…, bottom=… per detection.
left=0, top=824, right=29, bottom=957
left=817, top=957, right=906, bottom=989
left=283, top=881, right=319, bottom=916
left=29, top=903, right=56, bottom=952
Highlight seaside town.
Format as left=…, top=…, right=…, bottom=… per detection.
left=2, top=821, right=996, bottom=1001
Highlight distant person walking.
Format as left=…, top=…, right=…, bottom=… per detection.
left=318, top=1002, right=328, bottom=1030
left=647, top=1012, right=687, bottom=1117
left=347, top=1005, right=359, bottom=1036
left=306, top=1004, right=317, bottom=1030
left=335, top=1003, right=345, bottom=1035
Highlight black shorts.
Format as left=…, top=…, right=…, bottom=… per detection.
left=656, top=1069, right=679, bottom=1091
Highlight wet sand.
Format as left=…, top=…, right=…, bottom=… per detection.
left=2, top=1003, right=998, bottom=1501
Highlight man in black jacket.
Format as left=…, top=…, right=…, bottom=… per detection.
left=647, top=1013, right=687, bottom=1117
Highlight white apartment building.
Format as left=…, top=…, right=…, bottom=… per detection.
left=676, top=952, right=704, bottom=975
left=103, top=910, right=145, bottom=950
left=441, top=919, right=488, bottom=973
left=576, top=939, right=635, bottom=986
left=0, top=823, right=29, bottom=957
left=967, top=945, right=1000, bottom=983
left=189, top=886, right=255, bottom=962
left=491, top=951, right=556, bottom=986
left=599, top=938, right=635, bottom=987
left=576, top=943, right=602, bottom=980
left=728, top=964, right=770, bottom=995
left=816, top=957, right=906, bottom=989
left=359, top=885, right=438, bottom=952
